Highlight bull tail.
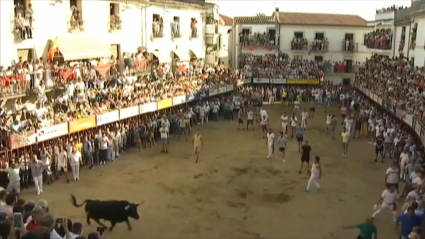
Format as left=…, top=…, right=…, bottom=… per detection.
left=70, top=194, right=88, bottom=208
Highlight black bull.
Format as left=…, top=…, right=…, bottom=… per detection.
left=70, top=194, right=143, bottom=231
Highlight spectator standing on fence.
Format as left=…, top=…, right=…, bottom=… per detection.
left=98, top=133, right=108, bottom=164
left=29, top=155, right=46, bottom=195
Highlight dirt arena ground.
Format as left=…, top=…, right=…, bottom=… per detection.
left=21, top=103, right=398, bottom=239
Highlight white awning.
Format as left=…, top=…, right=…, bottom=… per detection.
left=189, top=48, right=204, bottom=59
left=172, top=49, right=190, bottom=62
left=57, top=36, right=111, bottom=61
left=151, top=51, right=171, bottom=63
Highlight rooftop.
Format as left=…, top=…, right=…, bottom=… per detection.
left=219, top=14, right=233, bottom=26
left=234, top=12, right=368, bottom=27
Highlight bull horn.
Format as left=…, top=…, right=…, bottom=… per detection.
left=136, top=200, right=145, bottom=205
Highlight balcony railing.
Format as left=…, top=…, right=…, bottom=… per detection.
left=13, top=15, right=33, bottom=41
left=341, top=41, right=358, bottom=52
left=310, top=40, right=328, bottom=52
left=364, top=34, right=392, bottom=50
left=291, top=40, right=307, bottom=51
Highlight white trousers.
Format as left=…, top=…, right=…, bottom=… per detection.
left=371, top=203, right=397, bottom=222
left=200, top=113, right=205, bottom=125
left=267, top=144, right=274, bottom=157
left=282, top=123, right=287, bottom=134
left=33, top=175, right=43, bottom=194
left=71, top=165, right=80, bottom=180
left=307, top=174, right=321, bottom=190
left=301, top=119, right=307, bottom=129
left=7, top=180, right=20, bottom=193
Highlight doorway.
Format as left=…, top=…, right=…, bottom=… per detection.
left=111, top=44, right=121, bottom=60
left=345, top=59, right=352, bottom=72
left=342, top=78, right=351, bottom=85
left=17, top=49, right=34, bottom=62
left=314, top=56, right=323, bottom=62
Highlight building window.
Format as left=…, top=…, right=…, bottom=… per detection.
left=242, top=28, right=250, bottom=35
left=17, top=49, right=34, bottom=62
left=110, top=3, right=121, bottom=31
left=294, top=32, right=303, bottom=38
left=219, top=34, right=222, bottom=49
left=190, top=18, right=198, bottom=38
left=314, top=56, right=323, bottom=62
left=14, top=0, right=28, bottom=17
left=345, top=33, right=354, bottom=40
left=70, top=0, right=83, bottom=31
left=152, top=14, right=163, bottom=38
left=315, top=33, right=324, bottom=40
left=401, top=26, right=406, bottom=44
left=172, top=16, right=180, bottom=38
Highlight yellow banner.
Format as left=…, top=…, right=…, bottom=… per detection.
left=288, top=79, right=319, bottom=85
left=157, top=98, right=172, bottom=110
left=69, top=116, right=96, bottom=133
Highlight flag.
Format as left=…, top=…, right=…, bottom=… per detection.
left=94, top=64, right=113, bottom=76
left=48, top=38, right=60, bottom=60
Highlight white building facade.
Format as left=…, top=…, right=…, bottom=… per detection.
left=0, top=0, right=220, bottom=68
left=229, top=11, right=375, bottom=69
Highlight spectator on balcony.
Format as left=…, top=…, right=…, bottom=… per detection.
left=312, top=38, right=328, bottom=51
left=110, top=14, right=121, bottom=31
left=25, top=3, right=34, bottom=28
left=71, top=10, right=83, bottom=31
left=152, top=18, right=159, bottom=37
left=365, top=29, right=392, bottom=50
left=191, top=19, right=197, bottom=38
left=24, top=15, right=32, bottom=39
left=291, top=36, right=307, bottom=50
left=15, top=13, right=26, bottom=40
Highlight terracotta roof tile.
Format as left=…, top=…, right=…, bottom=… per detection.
left=219, top=14, right=233, bottom=26
left=278, top=12, right=367, bottom=27
left=233, top=12, right=367, bottom=27
left=234, top=16, right=276, bottom=24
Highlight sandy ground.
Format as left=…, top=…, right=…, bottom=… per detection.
left=21, top=103, right=400, bottom=239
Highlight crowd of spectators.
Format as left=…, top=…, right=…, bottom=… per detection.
left=355, top=55, right=425, bottom=123
left=240, top=54, right=362, bottom=78
left=291, top=36, right=308, bottom=50
left=0, top=191, right=106, bottom=239
left=310, top=39, right=328, bottom=52
left=239, top=32, right=276, bottom=50
left=364, top=29, right=393, bottom=50
left=376, top=5, right=406, bottom=14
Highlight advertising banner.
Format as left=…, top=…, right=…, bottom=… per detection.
left=287, top=79, right=319, bottom=85
left=377, top=97, right=382, bottom=105
left=209, top=86, right=219, bottom=96
left=37, top=123, right=68, bottom=142
left=270, top=79, right=287, bottom=84
left=96, top=110, right=119, bottom=126
left=253, top=78, right=269, bottom=84
left=186, top=93, right=195, bottom=102
left=172, top=95, right=186, bottom=106
left=10, top=130, right=37, bottom=149
left=218, top=86, right=227, bottom=94
left=158, top=98, right=173, bottom=110
left=226, top=84, right=234, bottom=92
left=403, top=113, right=414, bottom=127
left=243, top=78, right=252, bottom=84
left=119, top=106, right=139, bottom=119
left=69, top=116, right=96, bottom=133
left=140, top=102, right=157, bottom=113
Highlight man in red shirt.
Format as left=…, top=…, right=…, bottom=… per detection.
left=26, top=206, right=43, bottom=231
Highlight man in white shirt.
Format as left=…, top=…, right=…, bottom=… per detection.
left=280, top=112, right=289, bottom=134
left=160, top=124, right=169, bottom=153
left=266, top=128, right=275, bottom=159
left=246, top=109, right=254, bottom=130
left=399, top=148, right=410, bottom=180
left=290, top=114, right=298, bottom=138
left=372, top=185, right=398, bottom=222
left=69, top=147, right=81, bottom=181
left=199, top=103, right=206, bottom=125
left=301, top=109, right=308, bottom=129
left=385, top=162, right=399, bottom=192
